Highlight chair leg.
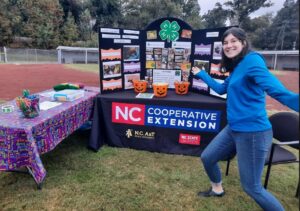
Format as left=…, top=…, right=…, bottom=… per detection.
left=296, top=180, right=299, bottom=198
left=226, top=159, right=230, bottom=176
left=264, top=144, right=276, bottom=189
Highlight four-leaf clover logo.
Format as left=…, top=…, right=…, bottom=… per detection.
left=159, top=20, right=180, bottom=42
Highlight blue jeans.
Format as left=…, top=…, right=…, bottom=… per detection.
left=201, top=125, right=284, bottom=211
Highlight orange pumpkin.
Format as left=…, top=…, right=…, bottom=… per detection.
left=152, top=83, right=169, bottom=97
left=132, top=80, right=148, bottom=93
left=174, top=81, right=190, bottom=95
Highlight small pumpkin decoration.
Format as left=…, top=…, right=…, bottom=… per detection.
left=174, top=81, right=190, bottom=95
left=132, top=80, right=148, bottom=93
left=152, top=82, right=169, bottom=97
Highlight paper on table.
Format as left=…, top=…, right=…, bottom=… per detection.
left=136, top=93, right=154, bottom=99
left=40, top=101, right=62, bottom=110
left=39, top=91, right=56, bottom=98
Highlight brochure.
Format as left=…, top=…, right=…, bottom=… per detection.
left=40, top=101, right=62, bottom=110
left=136, top=93, right=154, bottom=99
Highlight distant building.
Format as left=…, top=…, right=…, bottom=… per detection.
left=258, top=50, right=299, bottom=71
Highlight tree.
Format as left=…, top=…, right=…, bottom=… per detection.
left=202, top=3, right=230, bottom=28
left=224, top=0, right=273, bottom=27
left=36, top=23, right=60, bottom=48
left=60, top=12, right=79, bottom=46
left=120, top=0, right=202, bottom=29
left=271, top=0, right=299, bottom=50
left=1, top=0, right=64, bottom=48
left=181, top=0, right=202, bottom=29
left=59, top=0, right=87, bottom=23
left=78, top=9, right=93, bottom=40
left=0, top=0, right=22, bottom=45
left=21, top=0, right=64, bottom=48
left=255, top=0, right=299, bottom=50
left=90, top=0, right=122, bottom=30
left=246, top=14, right=273, bottom=49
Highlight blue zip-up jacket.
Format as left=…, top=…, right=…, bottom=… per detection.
left=196, top=51, right=299, bottom=132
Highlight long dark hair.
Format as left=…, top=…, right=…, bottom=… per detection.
left=220, top=27, right=250, bottom=73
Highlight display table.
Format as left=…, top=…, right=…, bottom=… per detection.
left=89, top=90, right=227, bottom=156
left=0, top=87, right=99, bottom=187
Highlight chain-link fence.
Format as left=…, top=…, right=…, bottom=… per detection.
left=3, top=47, right=57, bottom=63
left=0, top=46, right=298, bottom=70
left=57, top=46, right=98, bottom=64
left=0, top=46, right=99, bottom=64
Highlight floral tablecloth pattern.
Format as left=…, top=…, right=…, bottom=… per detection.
left=0, top=87, right=99, bottom=184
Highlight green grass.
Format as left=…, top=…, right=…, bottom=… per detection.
left=0, top=131, right=298, bottom=210
left=64, top=64, right=99, bottom=74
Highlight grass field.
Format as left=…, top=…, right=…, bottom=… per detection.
left=0, top=131, right=299, bottom=210
left=65, top=64, right=99, bottom=74
left=0, top=64, right=299, bottom=210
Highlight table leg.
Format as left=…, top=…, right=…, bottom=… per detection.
left=26, top=166, right=44, bottom=190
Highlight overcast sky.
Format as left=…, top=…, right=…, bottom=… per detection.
left=198, top=0, right=286, bottom=17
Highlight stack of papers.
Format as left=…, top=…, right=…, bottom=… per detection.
left=52, top=89, right=85, bottom=102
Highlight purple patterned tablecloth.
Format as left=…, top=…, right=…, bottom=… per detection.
left=0, top=86, right=99, bottom=184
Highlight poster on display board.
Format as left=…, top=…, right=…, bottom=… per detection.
left=98, top=28, right=141, bottom=93
left=98, top=17, right=232, bottom=99
left=191, top=27, right=231, bottom=99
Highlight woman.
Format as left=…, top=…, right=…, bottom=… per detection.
left=191, top=27, right=299, bottom=211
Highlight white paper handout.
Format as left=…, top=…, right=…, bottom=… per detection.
left=153, top=69, right=181, bottom=88
left=40, top=101, right=62, bottom=111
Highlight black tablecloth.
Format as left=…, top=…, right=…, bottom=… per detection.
left=89, top=90, right=227, bottom=156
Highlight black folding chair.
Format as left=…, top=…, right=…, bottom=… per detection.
left=225, top=112, right=299, bottom=197
left=264, top=112, right=299, bottom=197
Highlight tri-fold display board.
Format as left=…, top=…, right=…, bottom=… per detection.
left=98, top=17, right=231, bottom=99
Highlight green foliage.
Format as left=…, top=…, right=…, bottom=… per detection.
left=246, top=14, right=273, bottom=50
left=0, top=0, right=298, bottom=50
left=60, top=12, right=79, bottom=46
left=224, top=0, right=273, bottom=27
left=202, top=2, right=230, bottom=28
left=0, top=0, right=64, bottom=48
left=0, top=0, right=22, bottom=45
left=90, top=0, right=122, bottom=30
left=248, top=0, right=299, bottom=50
left=78, top=9, right=93, bottom=41
left=120, top=0, right=202, bottom=29
left=267, top=0, right=299, bottom=50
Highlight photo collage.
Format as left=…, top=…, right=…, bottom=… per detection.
left=145, top=47, right=191, bottom=88
left=192, top=34, right=228, bottom=99
left=99, top=27, right=141, bottom=91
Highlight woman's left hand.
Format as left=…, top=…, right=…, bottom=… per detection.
left=192, top=67, right=200, bottom=75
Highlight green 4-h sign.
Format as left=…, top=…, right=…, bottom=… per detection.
left=159, top=20, right=180, bottom=42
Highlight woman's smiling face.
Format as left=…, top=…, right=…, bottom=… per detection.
left=222, top=33, right=244, bottom=59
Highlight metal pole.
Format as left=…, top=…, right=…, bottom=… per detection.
left=4, top=47, right=7, bottom=63
left=273, top=53, right=278, bottom=71
left=35, top=49, right=37, bottom=63
left=85, top=49, right=88, bottom=64
left=57, top=49, right=61, bottom=64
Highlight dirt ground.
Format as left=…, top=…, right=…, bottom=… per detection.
left=0, top=64, right=99, bottom=101
left=0, top=64, right=298, bottom=111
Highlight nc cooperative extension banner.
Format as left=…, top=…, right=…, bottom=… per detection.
left=112, top=102, right=221, bottom=132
